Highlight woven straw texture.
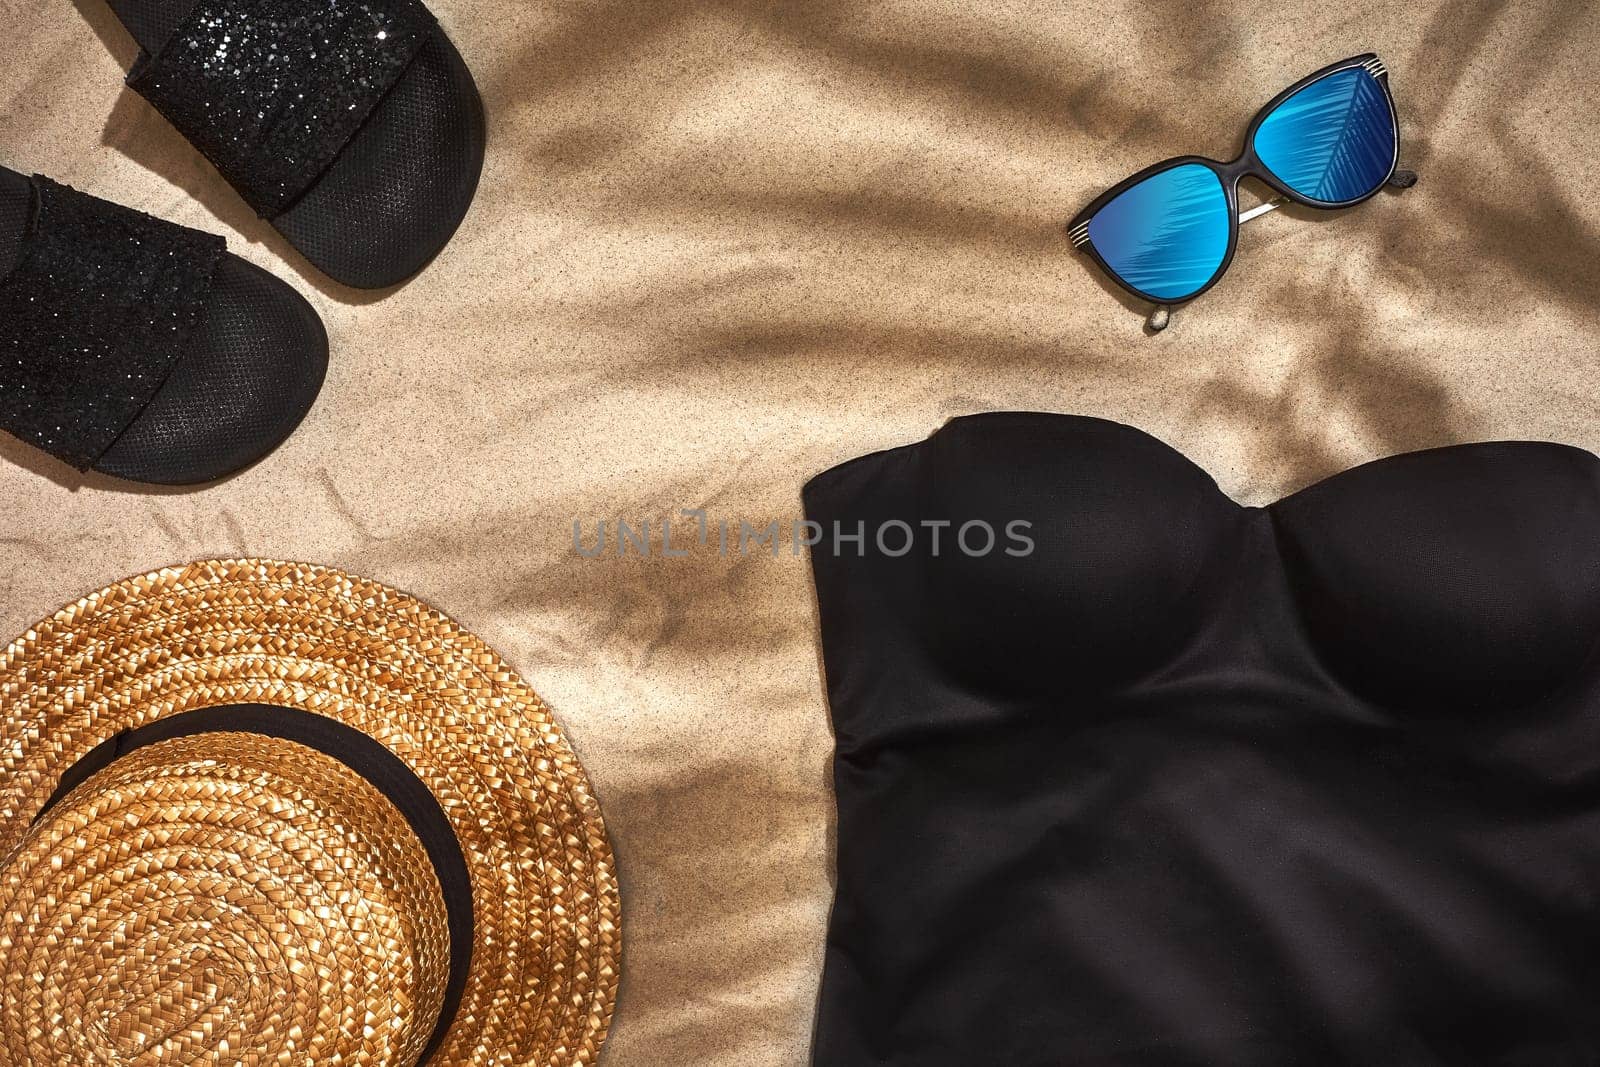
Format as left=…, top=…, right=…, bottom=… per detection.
left=0, top=559, right=621, bottom=1066
left=0, top=733, right=451, bottom=1065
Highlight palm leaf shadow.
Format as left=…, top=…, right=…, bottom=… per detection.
left=1254, top=69, right=1393, bottom=202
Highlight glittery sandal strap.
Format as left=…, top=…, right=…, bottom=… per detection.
left=0, top=177, right=224, bottom=471
left=127, top=0, right=437, bottom=219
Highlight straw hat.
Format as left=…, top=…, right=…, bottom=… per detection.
left=0, top=559, right=621, bottom=1065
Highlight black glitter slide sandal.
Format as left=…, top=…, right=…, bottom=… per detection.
left=103, top=0, right=486, bottom=289
left=0, top=167, right=327, bottom=485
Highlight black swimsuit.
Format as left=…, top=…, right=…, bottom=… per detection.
left=804, top=413, right=1600, bottom=1065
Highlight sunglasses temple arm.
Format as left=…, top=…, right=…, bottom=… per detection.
left=1238, top=197, right=1290, bottom=224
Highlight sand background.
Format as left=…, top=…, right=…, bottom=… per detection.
left=2, top=0, right=1597, bottom=1061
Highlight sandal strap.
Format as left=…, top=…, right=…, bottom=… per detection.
left=0, top=177, right=224, bottom=471
left=128, top=0, right=437, bottom=219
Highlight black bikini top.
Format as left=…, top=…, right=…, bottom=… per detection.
left=803, top=413, right=1600, bottom=1065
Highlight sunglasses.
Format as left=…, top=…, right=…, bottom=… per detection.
left=1068, top=53, right=1416, bottom=330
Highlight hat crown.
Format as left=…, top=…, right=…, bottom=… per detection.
left=0, top=733, right=450, bottom=1065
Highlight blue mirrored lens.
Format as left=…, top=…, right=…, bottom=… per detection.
left=1086, top=163, right=1230, bottom=301
left=1253, top=67, right=1395, bottom=204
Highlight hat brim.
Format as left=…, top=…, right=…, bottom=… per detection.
left=0, top=558, right=621, bottom=1066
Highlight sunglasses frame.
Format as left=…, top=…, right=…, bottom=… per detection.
left=1067, top=53, right=1400, bottom=307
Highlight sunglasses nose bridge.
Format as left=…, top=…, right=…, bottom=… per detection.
left=1225, top=158, right=1305, bottom=225
left=1219, top=155, right=1269, bottom=205
left=1208, top=158, right=1252, bottom=230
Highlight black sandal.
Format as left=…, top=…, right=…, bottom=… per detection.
left=105, top=0, right=486, bottom=289
left=0, top=167, right=327, bottom=484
